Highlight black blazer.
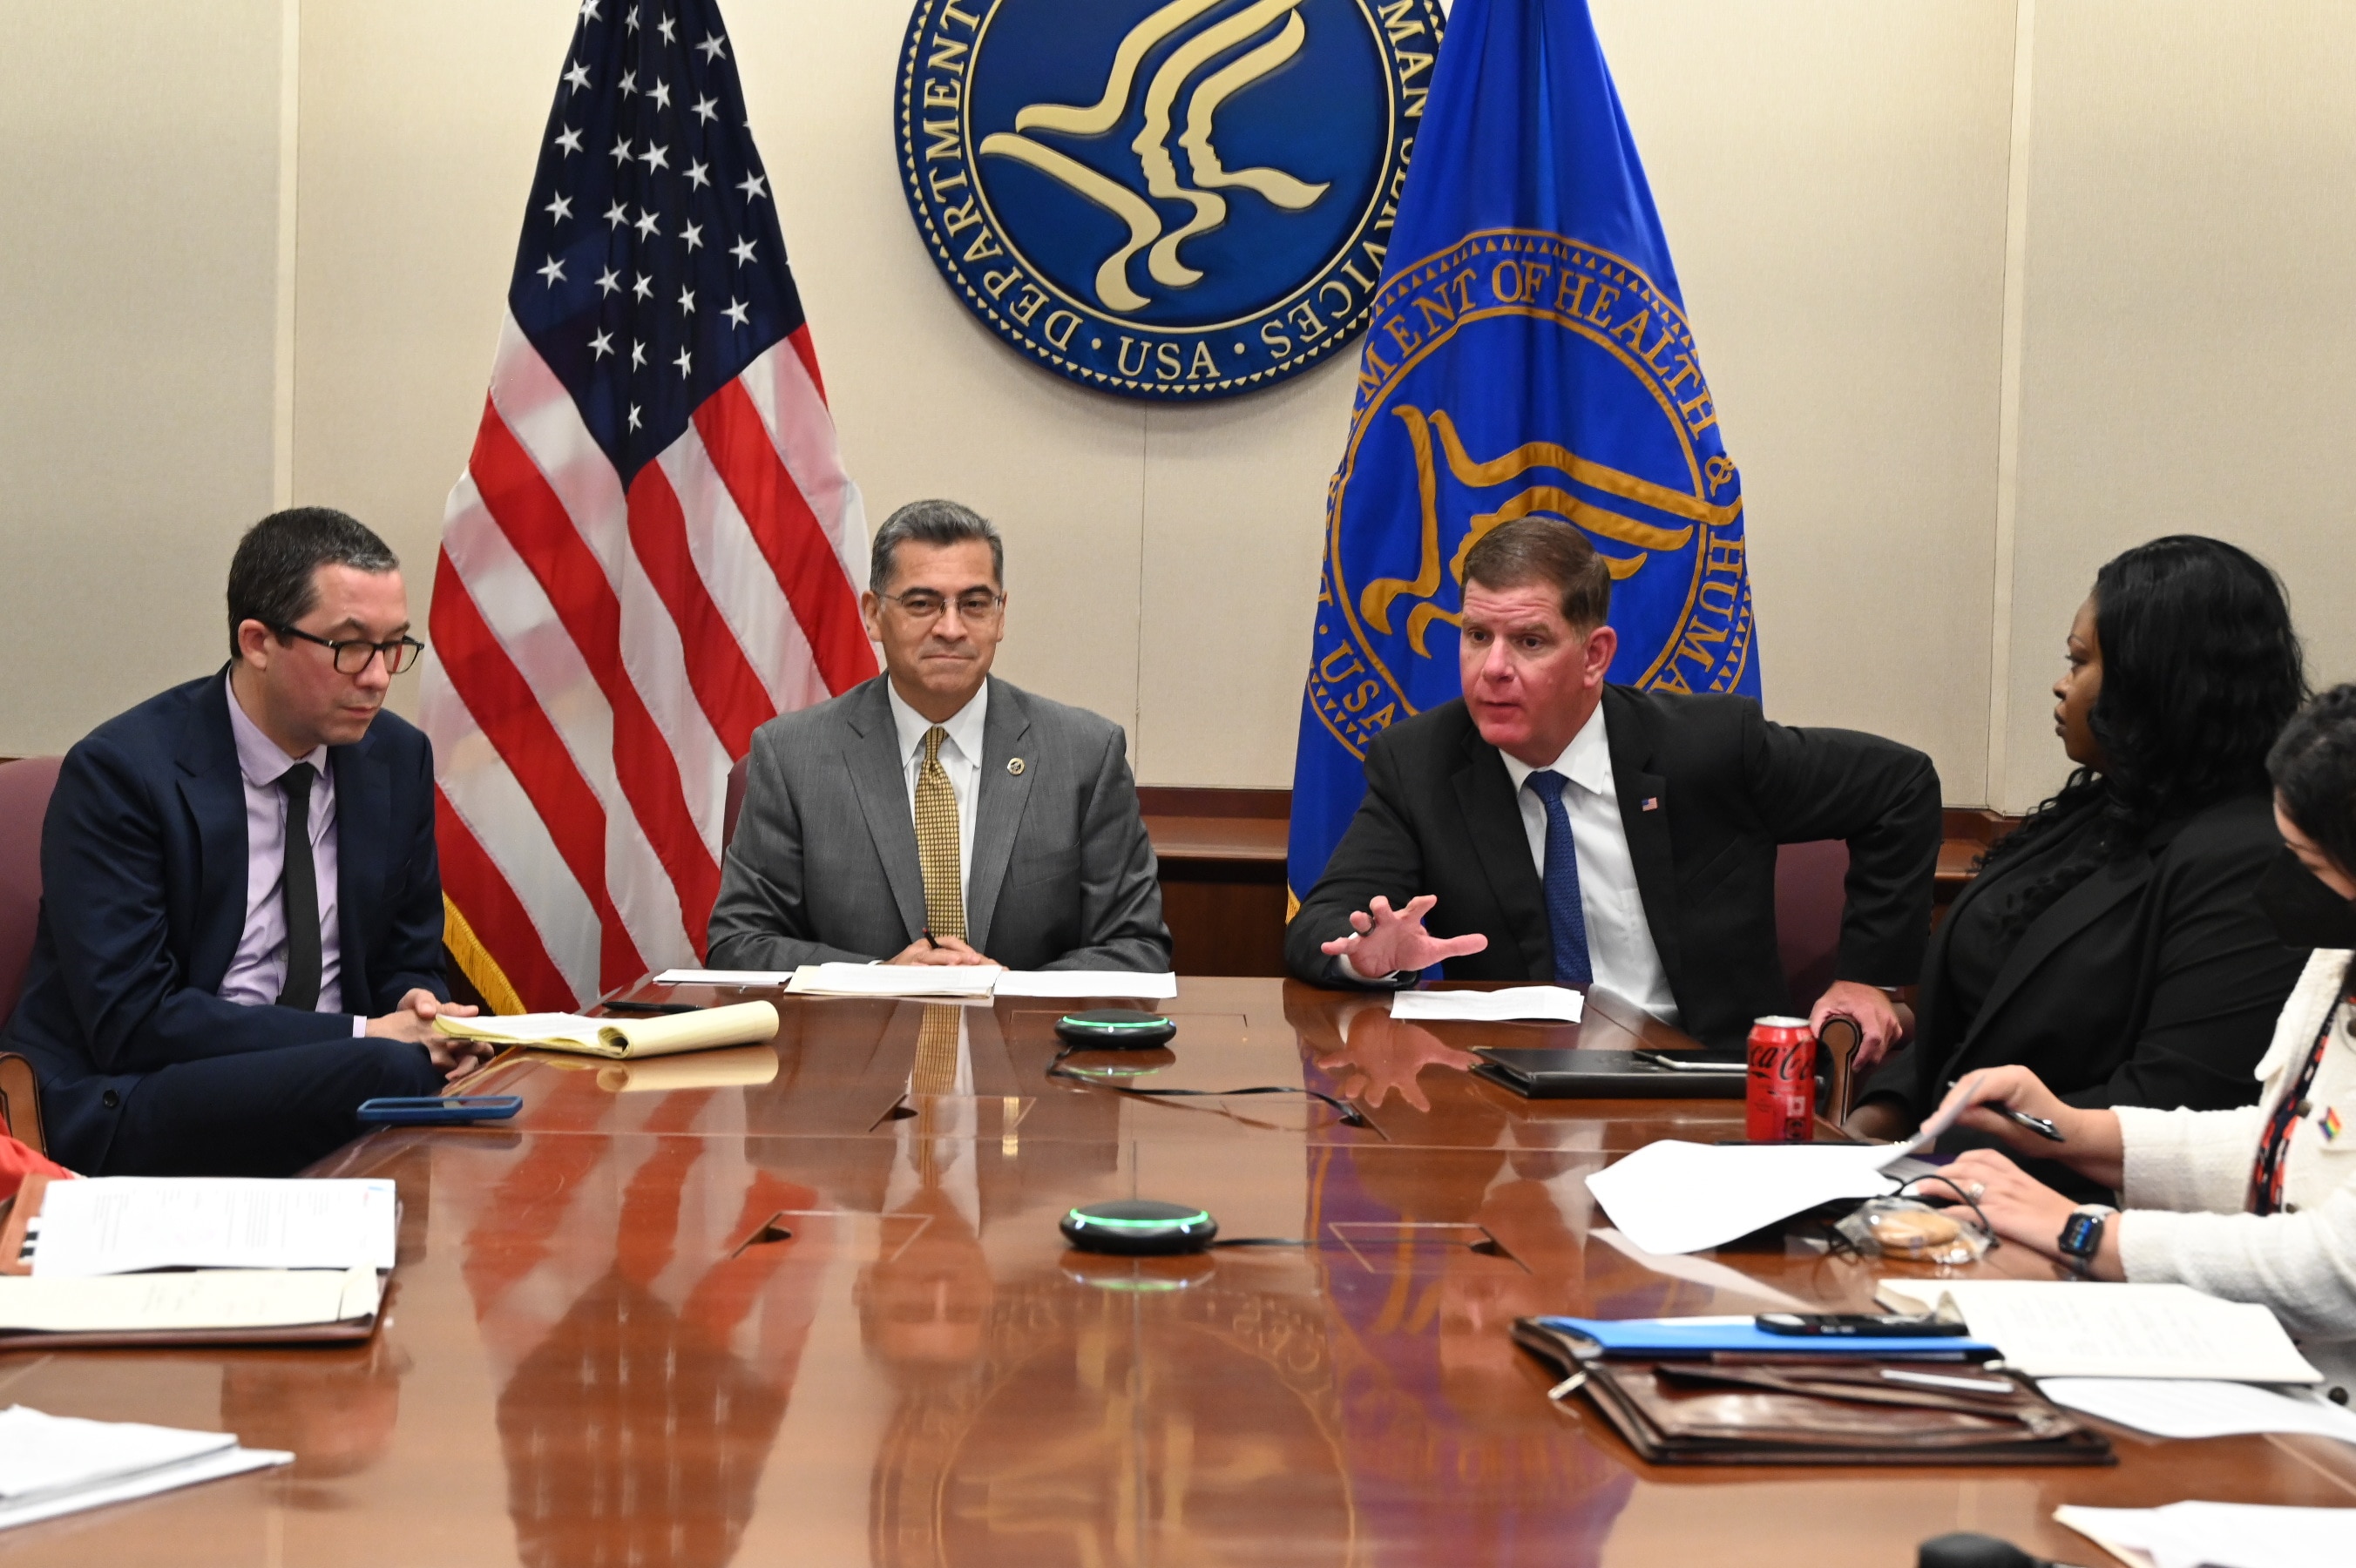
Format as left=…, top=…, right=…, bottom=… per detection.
left=1866, top=790, right=2305, bottom=1118
left=1284, top=686, right=1944, bottom=1049
left=2, top=672, right=449, bottom=1170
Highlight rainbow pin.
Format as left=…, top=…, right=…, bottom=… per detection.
left=2319, top=1106, right=2345, bottom=1145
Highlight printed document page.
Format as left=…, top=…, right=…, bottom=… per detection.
left=1875, top=1280, right=2320, bottom=1382
left=2055, top=1501, right=2350, bottom=1568
left=1583, top=1139, right=1901, bottom=1254
left=2040, top=1379, right=2356, bottom=1443
left=30, top=1178, right=397, bottom=1277
left=784, top=963, right=1001, bottom=998
left=0, top=1266, right=378, bottom=1333
left=1391, top=986, right=1584, bottom=1024
left=992, top=970, right=1179, bottom=1000
left=651, top=969, right=795, bottom=985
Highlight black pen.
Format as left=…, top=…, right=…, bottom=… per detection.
left=2002, top=1107, right=2066, bottom=1142
left=923, top=927, right=941, bottom=950
left=601, top=1000, right=698, bottom=1016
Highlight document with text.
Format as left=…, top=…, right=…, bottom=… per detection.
left=29, top=1178, right=397, bottom=1277
left=1875, top=1280, right=2320, bottom=1382
left=0, top=1266, right=378, bottom=1334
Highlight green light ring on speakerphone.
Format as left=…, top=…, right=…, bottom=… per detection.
left=1064, top=1207, right=1214, bottom=1233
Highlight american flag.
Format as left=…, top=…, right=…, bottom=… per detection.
left=422, top=0, right=876, bottom=1010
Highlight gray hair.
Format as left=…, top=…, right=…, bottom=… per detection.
left=869, top=498, right=1004, bottom=592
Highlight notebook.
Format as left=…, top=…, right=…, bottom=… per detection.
left=435, top=999, right=780, bottom=1059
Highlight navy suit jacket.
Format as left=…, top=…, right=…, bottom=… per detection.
left=2, top=670, right=448, bottom=1170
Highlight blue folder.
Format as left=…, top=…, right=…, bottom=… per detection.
left=1530, top=1316, right=1998, bottom=1360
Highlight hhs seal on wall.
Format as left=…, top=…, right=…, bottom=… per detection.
left=895, top=0, right=1440, bottom=400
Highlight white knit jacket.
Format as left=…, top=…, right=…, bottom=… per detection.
left=2115, top=947, right=2356, bottom=1393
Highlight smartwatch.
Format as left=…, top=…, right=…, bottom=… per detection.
left=2055, top=1203, right=2117, bottom=1276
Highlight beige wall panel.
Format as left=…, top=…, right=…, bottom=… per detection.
left=291, top=0, right=579, bottom=725
left=1134, top=364, right=1356, bottom=787
left=2000, top=0, right=2356, bottom=811
left=0, top=1, right=284, bottom=754
left=1595, top=0, right=2019, bottom=803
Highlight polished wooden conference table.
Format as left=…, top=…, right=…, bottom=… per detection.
left=3, top=978, right=2350, bottom=1566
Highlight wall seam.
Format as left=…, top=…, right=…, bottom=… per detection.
left=1133, top=405, right=1149, bottom=771
left=1985, top=0, right=2037, bottom=811
left=270, top=0, right=301, bottom=510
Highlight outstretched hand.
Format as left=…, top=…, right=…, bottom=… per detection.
left=1319, top=895, right=1488, bottom=981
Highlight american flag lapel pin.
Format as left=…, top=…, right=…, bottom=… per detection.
left=1640, top=796, right=1659, bottom=812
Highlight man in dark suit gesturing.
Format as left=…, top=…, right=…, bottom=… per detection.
left=1285, top=518, right=1943, bottom=1056
left=4, top=508, right=484, bottom=1176
left=708, top=499, right=1170, bottom=973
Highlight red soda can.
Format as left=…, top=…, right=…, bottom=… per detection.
left=1746, top=1017, right=1818, bottom=1143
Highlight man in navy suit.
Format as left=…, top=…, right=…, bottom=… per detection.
left=3, top=508, right=489, bottom=1176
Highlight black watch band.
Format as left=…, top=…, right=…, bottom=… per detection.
left=2055, top=1204, right=2116, bottom=1275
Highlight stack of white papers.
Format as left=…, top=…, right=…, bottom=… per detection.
left=2040, top=1380, right=2356, bottom=1444
left=1583, top=1139, right=1905, bottom=1254
left=30, top=1179, right=396, bottom=1277
left=656, top=965, right=1180, bottom=1001
left=652, top=968, right=798, bottom=985
left=0, top=1406, right=289, bottom=1531
left=0, top=1267, right=379, bottom=1335
left=992, top=970, right=1180, bottom=1000
left=1391, top=986, right=1584, bottom=1023
left=2055, top=1501, right=2351, bottom=1568
left=785, top=963, right=1001, bottom=998
left=1874, top=1281, right=2320, bottom=1383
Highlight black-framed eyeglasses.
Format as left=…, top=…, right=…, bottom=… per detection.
left=276, top=625, right=429, bottom=676
left=878, top=588, right=1005, bottom=623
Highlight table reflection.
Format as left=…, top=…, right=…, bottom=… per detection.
left=460, top=1076, right=825, bottom=1568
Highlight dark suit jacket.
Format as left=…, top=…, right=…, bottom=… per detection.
left=707, top=676, right=1171, bottom=972
left=1864, top=790, right=2305, bottom=1119
left=1283, top=686, right=1944, bottom=1050
left=2, top=671, right=449, bottom=1170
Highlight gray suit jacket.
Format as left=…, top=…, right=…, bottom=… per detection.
left=707, top=675, right=1171, bottom=971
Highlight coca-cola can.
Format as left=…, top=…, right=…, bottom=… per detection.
left=1746, top=1017, right=1818, bottom=1143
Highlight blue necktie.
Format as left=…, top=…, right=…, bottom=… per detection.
left=1525, top=770, right=1594, bottom=985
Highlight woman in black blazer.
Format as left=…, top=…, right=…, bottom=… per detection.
left=1850, top=536, right=2310, bottom=1150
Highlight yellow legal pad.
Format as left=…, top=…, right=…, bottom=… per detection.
left=433, top=1000, right=780, bottom=1060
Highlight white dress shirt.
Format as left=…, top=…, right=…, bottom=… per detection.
left=886, top=679, right=987, bottom=902
left=1497, top=701, right=1681, bottom=1025
left=220, top=672, right=359, bottom=1031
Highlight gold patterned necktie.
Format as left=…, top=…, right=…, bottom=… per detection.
left=914, top=724, right=966, bottom=941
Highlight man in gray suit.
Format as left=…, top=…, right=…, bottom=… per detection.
left=707, top=499, right=1171, bottom=972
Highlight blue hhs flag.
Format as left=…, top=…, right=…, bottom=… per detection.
left=1286, top=0, right=1760, bottom=903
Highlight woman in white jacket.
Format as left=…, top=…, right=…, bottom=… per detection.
left=1925, top=685, right=2356, bottom=1400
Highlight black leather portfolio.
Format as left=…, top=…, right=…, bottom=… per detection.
left=1471, top=1048, right=1748, bottom=1099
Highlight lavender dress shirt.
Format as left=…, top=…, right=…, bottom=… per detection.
left=220, top=674, right=364, bottom=1033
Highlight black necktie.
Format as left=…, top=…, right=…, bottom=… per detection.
left=277, top=762, right=322, bottom=1011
